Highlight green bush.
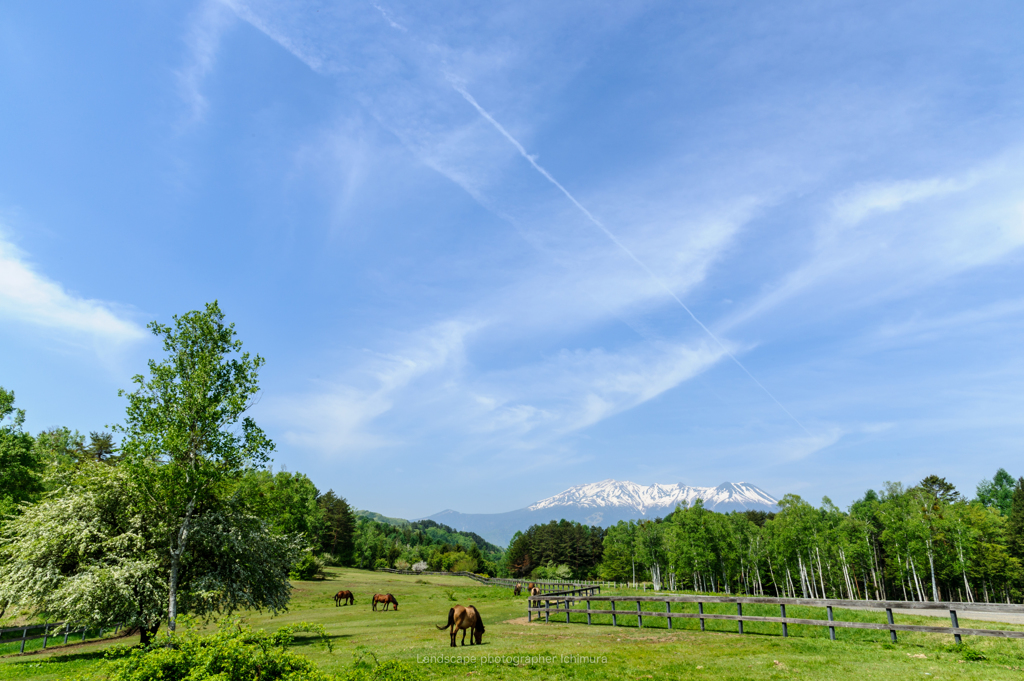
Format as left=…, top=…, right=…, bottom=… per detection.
left=291, top=552, right=325, bottom=580
left=103, top=621, right=333, bottom=681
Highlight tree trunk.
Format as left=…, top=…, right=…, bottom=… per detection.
left=167, top=497, right=197, bottom=633
left=926, top=539, right=938, bottom=602
left=139, top=621, right=161, bottom=645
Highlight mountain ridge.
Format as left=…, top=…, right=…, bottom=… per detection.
left=421, top=479, right=778, bottom=546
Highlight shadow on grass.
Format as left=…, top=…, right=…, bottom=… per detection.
left=4, top=649, right=109, bottom=665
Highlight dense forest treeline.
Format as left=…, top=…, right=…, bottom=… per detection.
left=506, top=473, right=1024, bottom=605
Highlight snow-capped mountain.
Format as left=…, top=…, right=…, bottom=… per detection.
left=423, top=479, right=778, bottom=546
left=528, top=479, right=777, bottom=513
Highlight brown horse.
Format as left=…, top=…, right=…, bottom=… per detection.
left=372, top=593, right=399, bottom=611
left=334, top=590, right=355, bottom=606
left=436, top=605, right=485, bottom=647
left=512, top=582, right=522, bottom=596
left=529, top=583, right=540, bottom=597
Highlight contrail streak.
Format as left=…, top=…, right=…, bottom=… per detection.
left=451, top=81, right=812, bottom=436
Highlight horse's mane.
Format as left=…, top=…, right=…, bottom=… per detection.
left=471, top=605, right=485, bottom=632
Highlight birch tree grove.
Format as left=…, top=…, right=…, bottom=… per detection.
left=597, top=474, right=1024, bottom=603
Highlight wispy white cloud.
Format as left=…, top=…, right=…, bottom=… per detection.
left=481, top=339, right=731, bottom=435
left=830, top=176, right=974, bottom=227
left=723, top=154, right=1024, bottom=333
left=0, top=233, right=145, bottom=343
left=872, top=298, right=1024, bottom=348
left=260, top=320, right=478, bottom=455
left=176, top=0, right=236, bottom=125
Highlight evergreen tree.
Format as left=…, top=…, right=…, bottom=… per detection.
left=318, top=490, right=356, bottom=563
left=84, top=431, right=117, bottom=462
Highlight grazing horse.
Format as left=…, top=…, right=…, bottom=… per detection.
left=437, top=605, right=485, bottom=647
left=529, top=583, right=540, bottom=597
left=512, top=583, right=522, bottom=596
left=372, top=593, right=399, bottom=611
left=334, top=590, right=355, bottom=606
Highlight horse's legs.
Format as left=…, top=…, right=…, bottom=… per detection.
left=461, top=628, right=467, bottom=646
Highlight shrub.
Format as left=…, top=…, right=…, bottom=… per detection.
left=291, top=552, right=325, bottom=580
left=103, top=621, right=332, bottom=681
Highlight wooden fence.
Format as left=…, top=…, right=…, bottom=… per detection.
left=526, top=594, right=1024, bottom=644
left=0, top=621, right=125, bottom=655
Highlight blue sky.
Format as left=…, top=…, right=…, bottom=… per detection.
left=2, top=1, right=1023, bottom=519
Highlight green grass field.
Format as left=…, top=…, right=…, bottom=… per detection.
left=3, top=568, right=1024, bottom=680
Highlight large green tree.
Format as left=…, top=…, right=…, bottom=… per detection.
left=0, top=461, right=297, bottom=643
left=115, top=302, right=287, bottom=632
left=0, top=387, right=43, bottom=519
left=318, top=489, right=356, bottom=563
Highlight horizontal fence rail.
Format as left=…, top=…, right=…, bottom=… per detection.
left=0, top=621, right=125, bottom=655
left=525, top=594, right=1024, bottom=644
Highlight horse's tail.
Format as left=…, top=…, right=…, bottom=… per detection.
left=436, top=607, right=455, bottom=630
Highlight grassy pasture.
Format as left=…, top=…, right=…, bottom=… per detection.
left=3, top=568, right=1024, bottom=680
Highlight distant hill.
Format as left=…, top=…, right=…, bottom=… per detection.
left=422, top=479, right=779, bottom=546
left=354, top=509, right=504, bottom=557
left=354, top=509, right=411, bottom=527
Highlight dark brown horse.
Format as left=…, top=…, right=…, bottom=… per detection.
left=334, top=590, right=355, bottom=606
left=512, top=582, right=522, bottom=596
left=436, top=605, right=485, bottom=647
left=372, top=593, right=399, bottom=611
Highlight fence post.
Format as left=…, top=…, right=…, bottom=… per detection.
left=886, top=608, right=897, bottom=643
left=64, top=622, right=70, bottom=645
left=698, top=602, right=705, bottom=631
left=545, top=600, right=550, bottom=623
left=737, top=604, right=743, bottom=634
left=587, top=600, right=592, bottom=625
left=637, top=601, right=642, bottom=628
left=950, top=609, right=961, bottom=645
left=612, top=600, right=617, bottom=627
left=827, top=605, right=835, bottom=641
left=20, top=626, right=27, bottom=654
left=780, top=604, right=788, bottom=637
left=566, top=599, right=571, bottom=624
left=42, top=622, right=48, bottom=649
left=666, top=600, right=672, bottom=629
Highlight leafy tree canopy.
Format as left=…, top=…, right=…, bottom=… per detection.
left=977, top=468, right=1016, bottom=516
left=115, top=301, right=284, bottom=633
